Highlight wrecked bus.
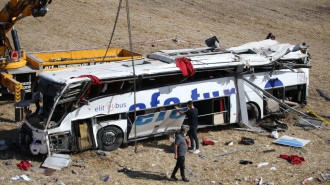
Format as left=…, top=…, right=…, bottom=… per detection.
left=18, top=39, right=311, bottom=155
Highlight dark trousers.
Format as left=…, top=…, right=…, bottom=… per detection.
left=171, top=156, right=185, bottom=178
left=189, top=127, right=199, bottom=149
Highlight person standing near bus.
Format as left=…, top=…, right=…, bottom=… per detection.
left=175, top=100, right=200, bottom=154
left=170, top=125, right=190, bottom=182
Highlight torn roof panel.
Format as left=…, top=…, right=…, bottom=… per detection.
left=38, top=40, right=308, bottom=84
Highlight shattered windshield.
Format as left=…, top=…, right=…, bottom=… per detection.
left=26, top=77, right=65, bottom=129
left=26, top=77, right=90, bottom=129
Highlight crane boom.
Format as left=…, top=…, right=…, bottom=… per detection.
left=0, top=0, right=52, bottom=69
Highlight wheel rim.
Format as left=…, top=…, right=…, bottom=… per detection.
left=102, top=131, right=117, bottom=146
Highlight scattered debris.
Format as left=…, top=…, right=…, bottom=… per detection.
left=16, top=161, right=31, bottom=171
left=95, top=150, right=110, bottom=156
left=257, top=162, right=269, bottom=168
left=4, top=160, right=13, bottom=165
left=42, top=154, right=72, bottom=170
left=318, top=173, right=329, bottom=182
left=240, top=160, right=253, bottom=165
left=273, top=136, right=311, bottom=147
left=199, top=153, right=206, bottom=158
left=76, top=158, right=85, bottom=163
left=225, top=141, right=233, bottom=146
left=280, top=154, right=305, bottom=165
left=189, top=173, right=196, bottom=178
left=240, top=137, right=254, bottom=145
left=202, top=140, right=215, bottom=145
left=304, top=106, right=330, bottom=126
left=296, top=117, right=323, bottom=128
left=263, top=149, right=276, bottom=153
left=72, top=170, right=78, bottom=175
left=320, top=173, right=329, bottom=181
left=260, top=120, right=288, bottom=132
left=233, top=128, right=258, bottom=132
left=213, top=145, right=260, bottom=157
left=10, top=174, right=30, bottom=181
left=100, top=175, right=109, bottom=182
left=118, top=168, right=131, bottom=172
left=270, top=167, right=277, bottom=171
left=269, top=131, right=279, bottom=139
left=316, top=89, right=330, bottom=101
left=72, top=164, right=85, bottom=169
left=10, top=176, right=20, bottom=181
left=251, top=177, right=263, bottom=185
left=302, top=177, right=313, bottom=184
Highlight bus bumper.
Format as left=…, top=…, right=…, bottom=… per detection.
left=19, top=122, right=49, bottom=155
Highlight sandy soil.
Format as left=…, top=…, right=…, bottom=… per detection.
left=0, top=0, right=329, bottom=184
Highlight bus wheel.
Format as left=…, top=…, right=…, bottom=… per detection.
left=97, top=126, right=123, bottom=151
left=247, top=103, right=259, bottom=126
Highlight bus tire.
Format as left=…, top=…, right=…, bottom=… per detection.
left=247, top=103, right=259, bottom=126
left=97, top=126, right=123, bottom=151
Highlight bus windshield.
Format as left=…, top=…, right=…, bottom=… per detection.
left=26, top=77, right=90, bottom=129
left=25, top=77, right=65, bottom=129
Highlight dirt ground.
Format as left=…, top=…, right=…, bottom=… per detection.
left=0, top=0, right=329, bottom=184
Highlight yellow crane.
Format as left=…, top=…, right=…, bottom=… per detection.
left=0, top=0, right=52, bottom=69
left=0, top=1, right=143, bottom=121
left=0, top=1, right=51, bottom=121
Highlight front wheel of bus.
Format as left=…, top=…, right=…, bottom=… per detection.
left=247, top=103, right=260, bottom=126
left=97, top=126, right=124, bottom=151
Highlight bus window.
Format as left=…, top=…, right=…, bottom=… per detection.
left=191, top=97, right=228, bottom=126
left=284, top=85, right=306, bottom=104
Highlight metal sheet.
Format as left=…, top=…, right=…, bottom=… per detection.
left=273, top=135, right=311, bottom=147
left=42, top=153, right=72, bottom=170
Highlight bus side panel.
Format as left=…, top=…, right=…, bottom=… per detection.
left=128, top=110, right=185, bottom=139
left=70, top=77, right=237, bottom=121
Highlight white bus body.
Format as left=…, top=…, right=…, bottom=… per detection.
left=18, top=40, right=311, bottom=155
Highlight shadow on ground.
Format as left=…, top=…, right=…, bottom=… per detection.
left=122, top=170, right=168, bottom=181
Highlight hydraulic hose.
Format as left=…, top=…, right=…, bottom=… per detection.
left=316, top=89, right=330, bottom=101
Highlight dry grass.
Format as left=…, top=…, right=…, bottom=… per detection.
left=0, top=0, right=329, bottom=184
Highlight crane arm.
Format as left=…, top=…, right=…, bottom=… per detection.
left=0, top=0, right=52, bottom=69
